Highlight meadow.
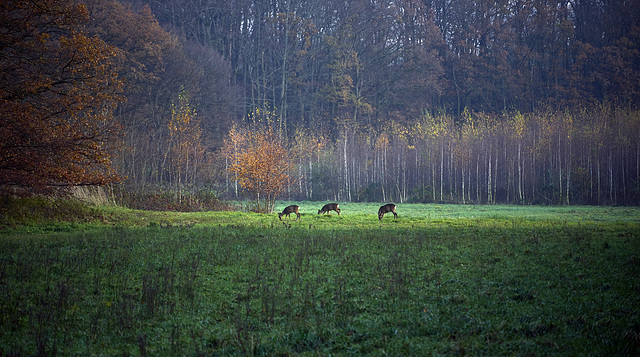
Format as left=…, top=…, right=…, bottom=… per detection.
left=1, top=201, right=639, bottom=355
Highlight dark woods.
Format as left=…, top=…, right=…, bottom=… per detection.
left=145, top=0, right=640, bottom=118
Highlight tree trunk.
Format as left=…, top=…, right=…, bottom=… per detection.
left=518, top=142, right=523, bottom=203
left=461, top=165, right=465, bottom=204
left=279, top=0, right=290, bottom=134
left=343, top=128, right=351, bottom=201
left=566, top=140, right=571, bottom=205
left=440, top=144, right=444, bottom=201
left=609, top=147, right=613, bottom=204
left=476, top=153, right=480, bottom=202
left=487, top=148, right=492, bottom=204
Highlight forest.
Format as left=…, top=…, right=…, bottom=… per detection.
left=1, top=0, right=639, bottom=206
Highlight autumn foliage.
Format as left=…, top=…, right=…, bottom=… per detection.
left=0, top=0, right=123, bottom=194
left=223, top=109, right=294, bottom=213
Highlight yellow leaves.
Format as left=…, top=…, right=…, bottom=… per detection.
left=166, top=89, right=203, bottom=185
left=375, top=133, right=389, bottom=151
left=511, top=111, right=526, bottom=138
left=420, top=112, right=454, bottom=140
left=168, top=89, right=199, bottom=141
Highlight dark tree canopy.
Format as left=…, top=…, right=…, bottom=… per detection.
left=143, top=0, right=640, bottom=121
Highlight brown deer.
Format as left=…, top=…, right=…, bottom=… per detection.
left=378, top=203, right=397, bottom=220
left=318, top=203, right=341, bottom=215
left=279, top=205, right=300, bottom=221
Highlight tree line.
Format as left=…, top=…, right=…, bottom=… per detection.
left=1, top=0, right=639, bottom=206
left=272, top=104, right=639, bottom=205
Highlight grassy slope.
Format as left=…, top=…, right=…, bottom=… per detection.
left=0, top=201, right=639, bottom=355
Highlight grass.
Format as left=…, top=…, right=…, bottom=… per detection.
left=1, top=200, right=639, bottom=355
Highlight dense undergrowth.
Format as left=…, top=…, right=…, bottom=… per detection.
left=1, top=198, right=639, bottom=355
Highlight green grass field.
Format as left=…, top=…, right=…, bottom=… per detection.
left=1, top=201, right=639, bottom=355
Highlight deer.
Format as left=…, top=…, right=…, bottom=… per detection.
left=278, top=205, right=300, bottom=221
left=318, top=203, right=341, bottom=215
left=378, top=203, right=397, bottom=220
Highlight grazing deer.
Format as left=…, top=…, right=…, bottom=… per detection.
left=318, top=203, right=341, bottom=215
left=378, top=203, right=397, bottom=220
left=279, top=205, right=300, bottom=221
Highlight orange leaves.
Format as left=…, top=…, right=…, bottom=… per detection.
left=231, top=128, right=291, bottom=195
left=223, top=110, right=293, bottom=212
left=0, top=0, right=123, bottom=194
